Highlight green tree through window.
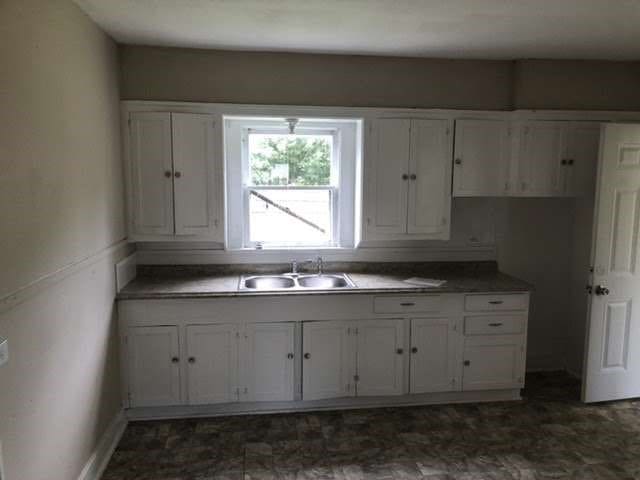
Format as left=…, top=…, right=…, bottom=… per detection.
left=250, top=136, right=331, bottom=186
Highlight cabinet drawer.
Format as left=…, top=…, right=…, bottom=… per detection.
left=374, top=295, right=442, bottom=314
left=464, top=315, right=525, bottom=336
left=465, top=294, right=528, bottom=312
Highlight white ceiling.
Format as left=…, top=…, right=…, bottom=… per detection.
left=75, top=0, right=640, bottom=60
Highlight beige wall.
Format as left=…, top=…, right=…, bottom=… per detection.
left=119, top=46, right=514, bottom=109
left=0, top=0, right=126, bottom=478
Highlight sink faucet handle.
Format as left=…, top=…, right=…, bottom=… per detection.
left=316, top=255, right=324, bottom=275
left=290, top=260, right=298, bottom=274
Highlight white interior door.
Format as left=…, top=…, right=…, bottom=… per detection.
left=410, top=317, right=460, bottom=393
left=302, top=321, right=354, bottom=400
left=583, top=123, right=640, bottom=403
left=242, top=323, right=295, bottom=402
left=355, top=319, right=405, bottom=396
left=186, top=324, right=238, bottom=405
left=127, top=326, right=181, bottom=407
left=129, top=112, right=174, bottom=235
left=407, top=119, right=452, bottom=237
left=452, top=119, right=510, bottom=196
left=172, top=113, right=218, bottom=237
left=365, top=118, right=410, bottom=236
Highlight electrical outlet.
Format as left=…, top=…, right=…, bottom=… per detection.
left=0, top=337, right=8, bottom=367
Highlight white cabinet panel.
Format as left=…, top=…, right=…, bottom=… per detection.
left=302, top=321, right=354, bottom=401
left=243, top=323, right=295, bottom=402
left=129, top=112, right=174, bottom=235
left=172, top=113, right=218, bottom=236
left=356, top=319, right=404, bottom=396
left=517, top=122, right=565, bottom=196
left=410, top=318, right=460, bottom=393
left=453, top=119, right=510, bottom=197
left=563, top=124, right=600, bottom=197
left=128, top=326, right=181, bottom=407
left=462, top=335, right=525, bottom=391
left=367, top=118, right=411, bottom=235
left=407, top=119, right=452, bottom=237
left=186, top=324, right=238, bottom=405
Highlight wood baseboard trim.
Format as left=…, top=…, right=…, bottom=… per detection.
left=126, top=389, right=522, bottom=421
left=76, top=409, right=127, bottom=480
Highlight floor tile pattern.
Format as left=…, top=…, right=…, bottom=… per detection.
left=102, top=372, right=640, bottom=479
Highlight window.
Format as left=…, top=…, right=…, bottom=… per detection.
left=225, top=117, right=361, bottom=249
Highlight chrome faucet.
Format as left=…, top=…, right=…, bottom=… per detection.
left=290, top=259, right=312, bottom=275
left=316, top=256, right=324, bottom=275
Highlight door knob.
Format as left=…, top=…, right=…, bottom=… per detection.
left=594, top=285, right=610, bottom=296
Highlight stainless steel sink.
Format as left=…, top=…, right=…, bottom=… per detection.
left=297, top=274, right=352, bottom=289
left=240, top=273, right=355, bottom=291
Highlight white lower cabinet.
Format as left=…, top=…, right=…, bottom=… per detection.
left=127, top=326, right=182, bottom=407
left=241, top=322, right=295, bottom=402
left=462, top=335, right=525, bottom=391
left=186, top=324, right=238, bottom=405
left=302, top=319, right=405, bottom=400
left=410, top=317, right=461, bottom=393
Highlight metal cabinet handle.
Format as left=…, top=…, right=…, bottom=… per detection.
left=455, top=158, right=462, bottom=165
left=488, top=322, right=503, bottom=327
left=304, top=353, right=311, bottom=359
left=396, top=348, right=404, bottom=355
left=171, top=357, right=179, bottom=363
left=595, top=285, right=610, bottom=296
left=411, top=347, right=418, bottom=354
left=400, top=302, right=416, bottom=307
left=488, top=300, right=504, bottom=305
left=188, top=357, right=196, bottom=364
left=287, top=353, right=294, bottom=359
left=402, top=174, right=409, bottom=180
left=409, top=174, right=417, bottom=180
left=164, top=170, right=172, bottom=178
left=174, top=171, right=182, bottom=178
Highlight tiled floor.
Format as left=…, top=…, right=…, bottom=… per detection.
left=102, top=372, right=640, bottom=479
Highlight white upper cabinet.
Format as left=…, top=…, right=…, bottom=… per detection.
left=562, top=123, right=601, bottom=197
left=516, top=121, right=565, bottom=196
left=129, top=112, right=174, bottom=235
left=127, top=112, right=221, bottom=241
left=452, top=119, right=511, bottom=197
left=364, top=118, right=452, bottom=240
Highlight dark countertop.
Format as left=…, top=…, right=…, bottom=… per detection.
left=117, top=262, right=533, bottom=300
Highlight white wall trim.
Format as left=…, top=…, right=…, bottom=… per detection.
left=76, top=409, right=127, bottom=480
left=0, top=239, right=131, bottom=315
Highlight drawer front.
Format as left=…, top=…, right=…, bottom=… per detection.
left=464, top=315, right=525, bottom=336
left=374, top=295, right=442, bottom=314
left=465, top=294, right=528, bottom=312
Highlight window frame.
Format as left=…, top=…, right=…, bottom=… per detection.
left=225, top=116, right=360, bottom=250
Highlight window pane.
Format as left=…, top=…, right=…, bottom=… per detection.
left=248, top=188, right=331, bottom=245
left=249, top=134, right=332, bottom=186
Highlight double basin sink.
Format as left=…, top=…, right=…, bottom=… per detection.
left=240, top=273, right=355, bottom=291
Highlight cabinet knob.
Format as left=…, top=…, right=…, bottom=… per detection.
left=567, top=159, right=574, bottom=166
left=402, top=174, right=409, bottom=180
left=410, top=174, right=417, bottom=180
left=171, top=357, right=179, bottom=363
left=174, top=171, right=182, bottom=178
left=411, top=347, right=418, bottom=354
left=463, top=360, right=470, bottom=366
left=188, top=357, right=196, bottom=364
left=164, top=170, right=172, bottom=178
left=561, top=159, right=567, bottom=165
left=287, top=353, right=294, bottom=359
left=396, top=348, right=404, bottom=355
left=304, top=353, right=311, bottom=359
left=454, top=158, right=462, bottom=165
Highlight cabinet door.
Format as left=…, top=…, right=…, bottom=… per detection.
left=186, top=324, right=238, bottom=405
left=410, top=318, right=460, bottom=393
left=356, top=319, right=405, bottom=396
left=129, top=112, right=174, bottom=235
left=407, top=119, right=452, bottom=238
left=172, top=113, right=219, bottom=237
left=462, top=335, right=525, bottom=391
left=242, top=323, right=295, bottom=402
left=563, top=124, right=600, bottom=197
left=127, top=326, right=181, bottom=407
left=365, top=119, right=410, bottom=236
left=453, top=119, right=510, bottom=196
left=517, top=122, right=564, bottom=196
left=302, top=321, right=355, bottom=400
